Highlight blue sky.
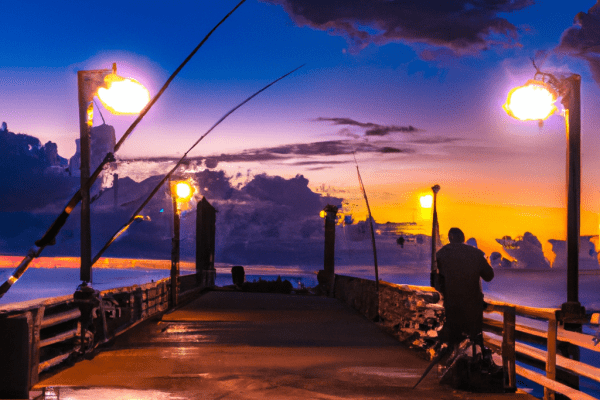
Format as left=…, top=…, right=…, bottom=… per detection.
left=2, top=0, right=600, bottom=259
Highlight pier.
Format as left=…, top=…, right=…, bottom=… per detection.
left=30, top=289, right=534, bottom=400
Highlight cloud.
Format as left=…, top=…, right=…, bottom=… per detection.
left=495, top=232, right=550, bottom=269
left=0, top=125, right=78, bottom=212
left=0, top=150, right=344, bottom=267
left=195, top=139, right=414, bottom=169
left=316, top=117, right=421, bottom=136
left=262, top=0, right=532, bottom=55
left=408, top=137, right=463, bottom=145
left=556, top=2, right=600, bottom=87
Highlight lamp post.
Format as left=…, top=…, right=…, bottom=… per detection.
left=77, top=64, right=149, bottom=284
left=430, top=184, right=441, bottom=289
left=170, top=179, right=194, bottom=307
left=503, top=71, right=586, bottom=323
left=321, top=205, right=338, bottom=297
left=504, top=70, right=588, bottom=394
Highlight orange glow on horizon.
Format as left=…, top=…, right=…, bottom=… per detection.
left=343, top=186, right=599, bottom=263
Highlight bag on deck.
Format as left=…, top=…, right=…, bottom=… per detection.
left=440, top=340, right=504, bottom=393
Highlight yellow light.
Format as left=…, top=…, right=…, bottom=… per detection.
left=175, top=181, right=193, bottom=202
left=420, top=195, right=433, bottom=209
left=97, top=73, right=150, bottom=115
left=503, top=80, right=557, bottom=121
left=319, top=210, right=326, bottom=218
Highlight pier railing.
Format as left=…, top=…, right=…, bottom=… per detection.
left=0, top=272, right=209, bottom=399
left=333, top=274, right=600, bottom=400
left=483, top=299, right=600, bottom=400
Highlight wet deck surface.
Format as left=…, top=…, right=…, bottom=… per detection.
left=33, top=290, right=536, bottom=399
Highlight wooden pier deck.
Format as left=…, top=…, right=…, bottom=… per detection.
left=32, top=290, right=536, bottom=399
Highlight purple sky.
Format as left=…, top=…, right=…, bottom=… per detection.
left=2, top=0, right=600, bottom=260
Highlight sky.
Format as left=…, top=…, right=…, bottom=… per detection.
left=2, top=0, right=600, bottom=264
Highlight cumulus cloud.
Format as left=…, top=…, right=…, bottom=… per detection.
left=0, top=124, right=77, bottom=212
left=495, top=232, right=551, bottom=269
left=557, top=2, right=600, bottom=87
left=0, top=142, right=344, bottom=267
left=262, top=0, right=532, bottom=55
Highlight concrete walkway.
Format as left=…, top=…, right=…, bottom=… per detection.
left=33, top=290, right=536, bottom=399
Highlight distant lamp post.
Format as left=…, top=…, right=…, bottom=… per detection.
left=169, top=180, right=195, bottom=307
left=503, top=68, right=586, bottom=324
left=430, top=185, right=441, bottom=289
left=78, top=64, right=149, bottom=284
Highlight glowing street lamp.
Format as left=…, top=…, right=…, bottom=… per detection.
left=503, top=80, right=558, bottom=122
left=78, top=64, right=149, bottom=284
left=503, top=69, right=585, bottom=325
left=169, top=179, right=195, bottom=307
left=97, top=74, right=150, bottom=115
left=420, top=194, right=433, bottom=209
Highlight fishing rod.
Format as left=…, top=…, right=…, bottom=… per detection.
left=91, top=65, right=304, bottom=265
left=353, top=152, right=380, bottom=307
left=0, top=0, right=247, bottom=299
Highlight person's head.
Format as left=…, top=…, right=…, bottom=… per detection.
left=448, top=227, right=465, bottom=244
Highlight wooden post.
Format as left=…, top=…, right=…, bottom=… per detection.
left=196, top=197, right=217, bottom=287
left=545, top=312, right=558, bottom=400
left=0, top=313, right=33, bottom=399
left=503, top=305, right=516, bottom=392
left=323, top=205, right=338, bottom=297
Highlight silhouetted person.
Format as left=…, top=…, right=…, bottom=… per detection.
left=397, top=235, right=405, bottom=248
left=436, top=227, right=494, bottom=345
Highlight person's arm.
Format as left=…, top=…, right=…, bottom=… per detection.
left=479, top=252, right=494, bottom=282
left=434, top=251, right=446, bottom=294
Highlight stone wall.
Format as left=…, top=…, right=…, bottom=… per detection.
left=334, top=274, right=444, bottom=352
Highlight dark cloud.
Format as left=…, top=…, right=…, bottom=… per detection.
left=380, top=147, right=404, bottom=153
left=316, top=117, right=421, bottom=136
left=408, top=137, right=462, bottom=145
left=557, top=2, right=600, bottom=87
left=287, top=160, right=347, bottom=166
left=262, top=0, right=532, bottom=55
left=197, top=139, right=414, bottom=168
left=0, top=134, right=343, bottom=267
left=0, top=125, right=78, bottom=212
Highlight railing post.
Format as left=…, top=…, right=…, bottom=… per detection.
left=545, top=311, right=558, bottom=400
left=503, top=305, right=516, bottom=392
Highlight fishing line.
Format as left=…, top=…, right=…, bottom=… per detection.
left=92, top=65, right=304, bottom=266
left=0, top=0, right=247, bottom=298
left=352, top=151, right=380, bottom=312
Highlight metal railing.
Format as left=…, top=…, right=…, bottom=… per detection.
left=483, top=299, right=600, bottom=400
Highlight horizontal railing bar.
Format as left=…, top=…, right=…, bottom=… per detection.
left=486, top=299, right=559, bottom=321
left=484, top=316, right=600, bottom=353
left=486, top=337, right=600, bottom=383
left=514, top=363, right=597, bottom=400
left=39, top=328, right=78, bottom=348
left=41, top=309, right=81, bottom=329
